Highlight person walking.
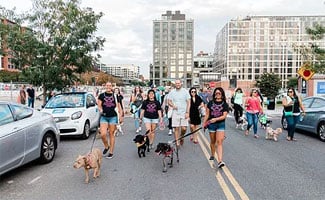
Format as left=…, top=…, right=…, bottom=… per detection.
left=244, top=89, right=263, bottom=138
left=114, top=87, right=125, bottom=136
left=130, top=86, right=145, bottom=133
left=203, top=87, right=229, bottom=168
left=26, top=84, right=35, bottom=108
left=139, top=89, right=163, bottom=149
left=17, top=84, right=26, bottom=105
left=168, top=79, right=190, bottom=147
left=189, top=87, right=204, bottom=144
left=97, top=82, right=123, bottom=159
left=232, top=88, right=245, bottom=128
left=282, top=87, right=305, bottom=141
left=162, top=86, right=173, bottom=136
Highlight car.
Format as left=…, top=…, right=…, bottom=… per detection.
left=41, top=92, right=100, bottom=139
left=281, top=96, right=325, bottom=142
left=0, top=101, right=60, bottom=176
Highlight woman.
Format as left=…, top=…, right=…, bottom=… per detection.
left=189, top=87, right=204, bottom=144
left=139, top=89, right=163, bottom=149
left=114, top=87, right=124, bottom=136
left=97, top=82, right=123, bottom=159
left=17, top=85, right=26, bottom=105
left=244, top=89, right=263, bottom=138
left=203, top=87, right=229, bottom=168
left=130, top=86, right=145, bottom=133
left=282, top=87, right=305, bottom=141
left=232, top=88, right=245, bottom=128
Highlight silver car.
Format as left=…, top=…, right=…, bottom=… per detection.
left=0, top=101, right=60, bottom=176
left=282, top=96, right=325, bottom=142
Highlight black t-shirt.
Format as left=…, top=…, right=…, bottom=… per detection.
left=27, top=88, right=35, bottom=98
left=98, top=92, right=117, bottom=117
left=141, top=100, right=161, bottom=119
left=207, top=100, right=229, bottom=122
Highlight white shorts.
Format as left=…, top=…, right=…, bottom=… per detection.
left=172, top=112, right=188, bottom=128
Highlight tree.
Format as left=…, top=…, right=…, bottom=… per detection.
left=255, top=73, right=282, bottom=98
left=294, top=24, right=325, bottom=74
left=0, top=0, right=105, bottom=104
left=287, top=77, right=298, bottom=89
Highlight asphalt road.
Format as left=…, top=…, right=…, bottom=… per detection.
left=1, top=112, right=325, bottom=200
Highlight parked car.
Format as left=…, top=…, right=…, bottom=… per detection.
left=281, top=96, right=325, bottom=142
left=41, top=92, right=100, bottom=139
left=0, top=101, right=60, bottom=176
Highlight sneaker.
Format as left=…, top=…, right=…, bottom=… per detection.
left=218, top=161, right=225, bottom=168
left=254, top=134, right=259, bottom=138
left=168, top=130, right=173, bottom=136
left=136, top=129, right=139, bottom=133
left=139, top=127, right=142, bottom=132
left=209, top=156, right=215, bottom=161
left=103, top=147, right=109, bottom=155
left=236, top=124, right=239, bottom=129
left=149, top=144, right=153, bottom=150
left=106, top=153, right=114, bottom=159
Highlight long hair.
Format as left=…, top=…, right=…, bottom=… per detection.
left=133, top=86, right=143, bottom=95
left=147, top=89, right=157, bottom=101
left=212, top=87, right=226, bottom=102
left=287, top=87, right=297, bottom=98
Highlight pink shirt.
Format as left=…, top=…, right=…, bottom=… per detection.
left=246, top=97, right=261, bottom=114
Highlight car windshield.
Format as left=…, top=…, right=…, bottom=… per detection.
left=45, top=93, right=85, bottom=108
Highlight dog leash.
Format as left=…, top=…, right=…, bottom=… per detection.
left=169, top=127, right=202, bottom=144
left=89, top=130, right=97, bottom=153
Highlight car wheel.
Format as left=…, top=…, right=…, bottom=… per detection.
left=39, top=133, right=56, bottom=164
left=318, top=122, right=325, bottom=142
left=281, top=116, right=288, bottom=130
left=82, top=121, right=90, bottom=139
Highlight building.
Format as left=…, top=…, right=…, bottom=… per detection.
left=151, top=11, right=194, bottom=87
left=0, top=18, right=18, bottom=71
left=192, top=51, right=214, bottom=87
left=99, top=63, right=140, bottom=80
left=213, top=15, right=325, bottom=91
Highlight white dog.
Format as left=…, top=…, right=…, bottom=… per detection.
left=265, top=127, right=282, bottom=141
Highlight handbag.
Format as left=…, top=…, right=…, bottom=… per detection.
left=284, top=111, right=293, bottom=116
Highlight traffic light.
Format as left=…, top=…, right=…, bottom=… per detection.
left=297, top=65, right=315, bottom=81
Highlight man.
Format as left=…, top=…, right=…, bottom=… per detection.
left=26, top=85, right=35, bottom=108
left=97, top=82, right=124, bottom=159
left=168, top=79, right=190, bottom=147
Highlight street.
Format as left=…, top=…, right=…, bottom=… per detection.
left=1, top=111, right=325, bottom=200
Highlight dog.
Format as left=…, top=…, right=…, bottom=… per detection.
left=155, top=142, right=179, bottom=173
left=259, top=114, right=272, bottom=129
left=236, top=116, right=248, bottom=130
left=265, top=127, right=282, bottom=141
left=133, top=134, right=150, bottom=158
left=73, top=148, right=102, bottom=183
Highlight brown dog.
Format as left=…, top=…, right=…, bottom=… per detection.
left=73, top=148, right=102, bottom=183
left=265, top=127, right=282, bottom=141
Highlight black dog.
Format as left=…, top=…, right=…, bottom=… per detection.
left=155, top=142, right=179, bottom=173
left=133, top=134, right=150, bottom=158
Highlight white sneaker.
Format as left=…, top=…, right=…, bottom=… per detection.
left=168, top=130, right=173, bottom=136
left=139, top=127, right=142, bottom=132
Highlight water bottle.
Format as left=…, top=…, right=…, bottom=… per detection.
left=299, top=115, right=304, bottom=122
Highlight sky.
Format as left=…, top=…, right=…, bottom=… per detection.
left=1, top=0, right=325, bottom=78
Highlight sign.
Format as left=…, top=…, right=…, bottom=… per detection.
left=317, top=82, right=325, bottom=94
left=297, top=64, right=315, bottom=81
left=301, top=79, right=307, bottom=94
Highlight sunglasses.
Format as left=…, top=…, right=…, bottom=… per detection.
left=191, top=91, right=196, bottom=93
left=215, top=92, right=221, bottom=95
left=288, top=91, right=293, bottom=93
left=252, top=91, right=257, bottom=93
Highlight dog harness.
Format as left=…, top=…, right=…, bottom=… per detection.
left=136, top=137, right=147, bottom=148
left=85, top=154, right=94, bottom=169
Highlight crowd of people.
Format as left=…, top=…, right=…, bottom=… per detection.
left=16, top=80, right=305, bottom=168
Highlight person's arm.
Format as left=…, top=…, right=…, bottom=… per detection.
left=97, top=98, right=103, bottom=114
left=185, top=98, right=190, bottom=119
left=117, top=101, right=123, bottom=123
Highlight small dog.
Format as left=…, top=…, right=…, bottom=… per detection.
left=133, top=134, right=150, bottom=158
left=265, top=127, right=282, bottom=141
left=155, top=142, right=179, bottom=173
left=236, top=116, right=248, bottom=130
left=73, top=148, right=102, bottom=183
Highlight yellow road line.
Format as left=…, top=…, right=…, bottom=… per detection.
left=197, top=135, right=235, bottom=200
left=198, top=131, right=250, bottom=200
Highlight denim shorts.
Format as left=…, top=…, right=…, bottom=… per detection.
left=100, top=116, right=118, bottom=125
left=207, top=121, right=225, bottom=132
left=143, top=117, right=159, bottom=124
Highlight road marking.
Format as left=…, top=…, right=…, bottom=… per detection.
left=28, top=176, right=41, bottom=185
left=198, top=131, right=249, bottom=200
left=197, top=135, right=235, bottom=200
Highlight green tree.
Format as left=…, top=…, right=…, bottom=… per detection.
left=287, top=77, right=298, bottom=89
left=255, top=73, right=282, bottom=99
left=294, top=24, right=325, bottom=74
left=0, top=0, right=105, bottom=104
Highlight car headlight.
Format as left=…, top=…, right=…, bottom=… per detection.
left=71, top=111, right=82, bottom=120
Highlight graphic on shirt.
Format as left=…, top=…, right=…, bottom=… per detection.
left=103, top=95, right=115, bottom=108
left=146, top=102, right=157, bottom=113
left=211, top=103, right=223, bottom=118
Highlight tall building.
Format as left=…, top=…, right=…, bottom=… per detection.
left=193, top=51, right=214, bottom=87
left=151, top=11, right=194, bottom=87
left=214, top=15, right=325, bottom=89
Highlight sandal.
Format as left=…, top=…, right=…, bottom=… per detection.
left=190, top=135, right=193, bottom=142
left=245, top=130, right=249, bottom=136
left=292, top=138, right=297, bottom=141
left=286, top=137, right=291, bottom=141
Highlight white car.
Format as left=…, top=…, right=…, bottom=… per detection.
left=42, top=92, right=100, bottom=139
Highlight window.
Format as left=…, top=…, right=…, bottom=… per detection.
left=0, top=104, right=14, bottom=126
left=10, top=105, right=33, bottom=120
